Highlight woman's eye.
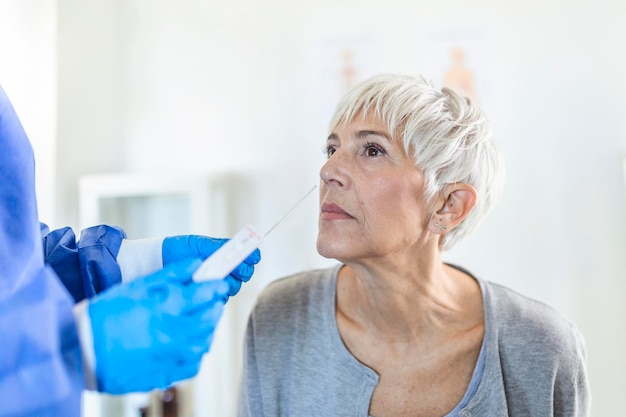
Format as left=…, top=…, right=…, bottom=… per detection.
left=364, top=143, right=384, bottom=157
left=324, top=145, right=336, bottom=158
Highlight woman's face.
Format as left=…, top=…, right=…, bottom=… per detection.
left=317, top=115, right=430, bottom=263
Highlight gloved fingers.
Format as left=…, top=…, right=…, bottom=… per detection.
left=145, top=281, right=175, bottom=304
left=196, top=302, right=226, bottom=330
left=163, top=338, right=208, bottom=362
left=167, top=313, right=222, bottom=356
left=154, top=306, right=221, bottom=353
left=156, top=275, right=227, bottom=316
left=191, top=235, right=228, bottom=259
left=169, top=360, right=203, bottom=384
left=162, top=235, right=188, bottom=265
left=149, top=336, right=205, bottom=373
left=179, top=299, right=226, bottom=331
left=223, top=275, right=243, bottom=297
left=243, top=247, right=261, bottom=265
left=182, top=280, right=229, bottom=308
left=151, top=373, right=179, bottom=392
left=229, top=261, right=255, bottom=282
left=179, top=335, right=213, bottom=359
left=100, top=377, right=154, bottom=395
left=184, top=339, right=212, bottom=356
left=227, top=248, right=260, bottom=283
left=162, top=235, right=226, bottom=265
left=152, top=258, right=202, bottom=285
left=189, top=331, right=216, bottom=355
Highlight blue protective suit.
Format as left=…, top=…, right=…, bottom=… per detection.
left=0, top=85, right=83, bottom=416
left=42, top=224, right=125, bottom=303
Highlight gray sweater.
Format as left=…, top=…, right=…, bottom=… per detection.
left=237, top=265, right=590, bottom=416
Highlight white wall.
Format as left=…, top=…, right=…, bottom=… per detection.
left=55, top=0, right=127, bottom=230
left=0, top=0, right=57, bottom=223
left=9, top=0, right=626, bottom=415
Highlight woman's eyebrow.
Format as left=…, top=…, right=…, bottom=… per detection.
left=327, top=130, right=391, bottom=142
left=356, top=130, right=391, bottom=143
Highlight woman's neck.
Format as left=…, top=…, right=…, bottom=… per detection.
left=336, top=259, right=483, bottom=345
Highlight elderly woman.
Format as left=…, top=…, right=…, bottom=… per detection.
left=237, top=74, right=590, bottom=416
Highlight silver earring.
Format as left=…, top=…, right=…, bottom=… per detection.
left=434, top=222, right=448, bottom=231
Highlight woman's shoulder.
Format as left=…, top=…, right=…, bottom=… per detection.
left=484, top=280, right=572, bottom=326
left=252, top=265, right=339, bottom=317
left=482, top=279, right=587, bottom=360
left=260, top=264, right=338, bottom=296
left=449, top=264, right=580, bottom=340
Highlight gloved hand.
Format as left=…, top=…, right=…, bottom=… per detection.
left=88, top=258, right=228, bottom=394
left=162, top=235, right=261, bottom=296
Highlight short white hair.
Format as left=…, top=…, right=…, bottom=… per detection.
left=329, top=74, right=505, bottom=249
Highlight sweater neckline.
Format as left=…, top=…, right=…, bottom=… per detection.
left=323, top=263, right=492, bottom=416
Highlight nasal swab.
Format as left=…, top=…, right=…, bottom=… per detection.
left=192, top=184, right=318, bottom=282
left=263, top=184, right=317, bottom=237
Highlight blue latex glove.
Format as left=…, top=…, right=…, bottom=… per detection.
left=162, top=235, right=261, bottom=297
left=88, top=259, right=228, bottom=394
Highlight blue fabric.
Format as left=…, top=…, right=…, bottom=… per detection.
left=0, top=85, right=83, bottom=416
left=41, top=226, right=83, bottom=302
left=78, top=225, right=125, bottom=299
left=42, top=225, right=125, bottom=303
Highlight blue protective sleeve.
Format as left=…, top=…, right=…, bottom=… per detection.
left=42, top=224, right=126, bottom=303
left=0, top=84, right=83, bottom=416
left=77, top=225, right=125, bottom=299
left=42, top=226, right=83, bottom=302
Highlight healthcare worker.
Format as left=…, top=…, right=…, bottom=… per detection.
left=0, top=84, right=261, bottom=417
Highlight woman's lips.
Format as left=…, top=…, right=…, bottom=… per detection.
left=320, top=202, right=353, bottom=220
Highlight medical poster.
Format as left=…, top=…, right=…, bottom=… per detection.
left=311, top=34, right=381, bottom=130
left=415, top=27, right=493, bottom=112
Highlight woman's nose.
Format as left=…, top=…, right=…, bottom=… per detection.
left=320, top=151, right=347, bottom=187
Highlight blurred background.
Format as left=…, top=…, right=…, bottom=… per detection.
left=2, top=0, right=625, bottom=416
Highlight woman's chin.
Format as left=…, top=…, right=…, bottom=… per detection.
left=316, top=239, right=349, bottom=261
left=316, top=240, right=337, bottom=259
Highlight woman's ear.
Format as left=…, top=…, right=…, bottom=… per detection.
left=429, top=183, right=477, bottom=234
